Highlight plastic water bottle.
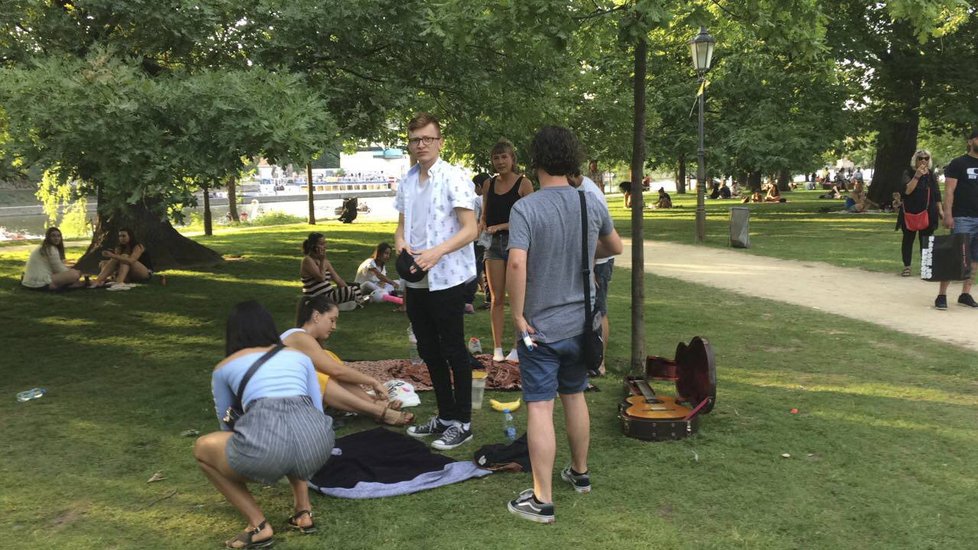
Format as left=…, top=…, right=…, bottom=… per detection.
left=409, top=341, right=422, bottom=366
left=407, top=325, right=422, bottom=365
left=16, top=387, right=47, bottom=402
left=503, top=409, right=517, bottom=442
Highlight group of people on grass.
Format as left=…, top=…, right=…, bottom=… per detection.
left=196, top=114, right=622, bottom=547
left=20, top=226, right=153, bottom=291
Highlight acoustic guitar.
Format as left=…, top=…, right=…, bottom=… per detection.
left=623, top=378, right=691, bottom=419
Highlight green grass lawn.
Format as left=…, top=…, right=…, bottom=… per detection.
left=2, top=220, right=976, bottom=549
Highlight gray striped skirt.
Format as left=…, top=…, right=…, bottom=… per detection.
left=226, top=396, right=334, bottom=485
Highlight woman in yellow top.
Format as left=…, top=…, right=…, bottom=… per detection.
left=280, top=295, right=413, bottom=426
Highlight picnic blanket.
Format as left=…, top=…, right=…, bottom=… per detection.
left=345, top=354, right=521, bottom=391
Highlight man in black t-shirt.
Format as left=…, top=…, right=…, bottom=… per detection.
left=935, top=128, right=978, bottom=310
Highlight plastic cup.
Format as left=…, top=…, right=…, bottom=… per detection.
left=471, top=371, right=488, bottom=409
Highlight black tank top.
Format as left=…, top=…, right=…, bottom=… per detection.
left=485, top=175, right=524, bottom=228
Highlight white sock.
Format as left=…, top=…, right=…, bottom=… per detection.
left=493, top=347, right=504, bottom=359
left=461, top=422, right=471, bottom=431
left=437, top=418, right=454, bottom=427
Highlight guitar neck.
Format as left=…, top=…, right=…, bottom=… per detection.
left=633, top=379, right=659, bottom=403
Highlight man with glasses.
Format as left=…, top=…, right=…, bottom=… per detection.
left=395, top=112, right=479, bottom=449
left=935, top=128, right=978, bottom=310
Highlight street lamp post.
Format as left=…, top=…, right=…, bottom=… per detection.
left=689, top=27, right=715, bottom=243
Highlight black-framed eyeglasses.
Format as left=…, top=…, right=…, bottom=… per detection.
left=408, top=136, right=441, bottom=147
left=918, top=156, right=930, bottom=161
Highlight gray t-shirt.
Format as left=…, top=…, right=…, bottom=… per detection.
left=508, top=185, right=613, bottom=343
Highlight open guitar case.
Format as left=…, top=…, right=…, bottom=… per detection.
left=618, top=336, right=716, bottom=441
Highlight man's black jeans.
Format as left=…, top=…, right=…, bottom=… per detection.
left=406, top=283, right=471, bottom=423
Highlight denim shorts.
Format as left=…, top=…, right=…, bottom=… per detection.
left=593, top=259, right=614, bottom=315
left=517, top=334, right=588, bottom=402
left=952, top=216, right=978, bottom=262
left=484, top=232, right=509, bottom=261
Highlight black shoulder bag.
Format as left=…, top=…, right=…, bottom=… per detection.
left=578, top=191, right=604, bottom=373
left=222, top=344, right=285, bottom=429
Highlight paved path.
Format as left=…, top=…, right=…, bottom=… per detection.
left=616, top=239, right=978, bottom=353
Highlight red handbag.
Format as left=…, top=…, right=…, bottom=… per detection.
left=904, top=188, right=930, bottom=231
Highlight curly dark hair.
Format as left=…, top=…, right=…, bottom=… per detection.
left=529, top=126, right=584, bottom=177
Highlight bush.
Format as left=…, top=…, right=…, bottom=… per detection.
left=59, top=197, right=93, bottom=238
left=243, top=211, right=305, bottom=226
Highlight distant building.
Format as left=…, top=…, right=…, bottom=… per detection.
left=340, top=146, right=410, bottom=181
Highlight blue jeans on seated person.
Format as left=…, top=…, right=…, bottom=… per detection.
left=517, top=335, right=588, bottom=402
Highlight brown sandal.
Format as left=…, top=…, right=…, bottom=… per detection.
left=376, top=403, right=414, bottom=426
left=225, top=520, right=274, bottom=549
left=287, top=510, right=317, bottom=534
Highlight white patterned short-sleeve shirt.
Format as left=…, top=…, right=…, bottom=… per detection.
left=395, top=158, right=476, bottom=291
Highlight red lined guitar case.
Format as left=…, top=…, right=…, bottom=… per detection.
left=618, top=336, right=716, bottom=441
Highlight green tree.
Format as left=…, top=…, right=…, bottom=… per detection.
left=823, top=0, right=977, bottom=204
left=0, top=1, right=336, bottom=269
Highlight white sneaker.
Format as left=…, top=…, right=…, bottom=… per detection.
left=505, top=348, right=519, bottom=363
left=492, top=348, right=505, bottom=362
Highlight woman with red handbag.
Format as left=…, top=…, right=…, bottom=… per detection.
left=898, top=150, right=943, bottom=276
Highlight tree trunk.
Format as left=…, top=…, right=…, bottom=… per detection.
left=868, top=91, right=921, bottom=204
left=868, top=25, right=923, bottom=206
left=307, top=163, right=316, bottom=225
left=748, top=171, right=762, bottom=191
left=227, top=175, right=239, bottom=222
left=676, top=153, right=687, bottom=194
left=630, top=36, right=647, bottom=373
left=75, top=200, right=222, bottom=272
left=203, top=183, right=213, bottom=236
left=777, top=169, right=791, bottom=191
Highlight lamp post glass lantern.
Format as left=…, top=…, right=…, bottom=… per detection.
left=690, top=27, right=715, bottom=242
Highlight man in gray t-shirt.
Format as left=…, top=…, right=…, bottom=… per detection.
left=508, top=184, right=613, bottom=343
left=504, top=126, right=622, bottom=524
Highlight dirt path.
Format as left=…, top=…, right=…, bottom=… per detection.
left=616, top=239, right=978, bottom=353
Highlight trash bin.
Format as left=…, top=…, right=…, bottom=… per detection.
left=730, top=207, right=750, bottom=248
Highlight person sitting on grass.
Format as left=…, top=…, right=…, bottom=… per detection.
left=743, top=191, right=763, bottom=203
left=300, top=232, right=362, bottom=309
left=89, top=227, right=153, bottom=288
left=281, top=295, right=414, bottom=426
left=354, top=242, right=400, bottom=297
left=719, top=182, right=732, bottom=199
left=21, top=227, right=85, bottom=291
left=845, top=180, right=878, bottom=213
left=763, top=183, right=785, bottom=203
left=194, top=300, right=334, bottom=549
left=654, top=187, right=672, bottom=209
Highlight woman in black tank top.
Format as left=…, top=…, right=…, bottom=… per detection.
left=480, top=139, right=534, bottom=362
left=89, top=227, right=153, bottom=287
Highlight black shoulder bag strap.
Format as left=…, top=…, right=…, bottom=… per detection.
left=232, top=343, right=285, bottom=413
left=578, top=191, right=592, bottom=330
